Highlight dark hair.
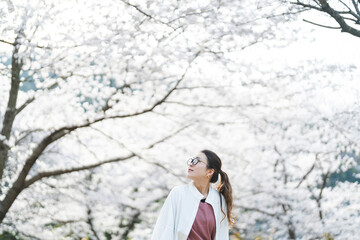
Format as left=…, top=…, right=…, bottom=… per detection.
left=201, top=149, right=235, bottom=226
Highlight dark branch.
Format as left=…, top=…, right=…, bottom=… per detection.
left=86, top=205, right=100, bottom=240
left=295, top=0, right=360, bottom=37
left=25, top=118, right=193, bottom=188
left=291, top=1, right=322, bottom=11
left=318, top=170, right=330, bottom=201
left=295, top=154, right=318, bottom=188
left=0, top=38, right=53, bottom=49
left=90, top=125, right=188, bottom=181
left=237, top=204, right=281, bottom=220
left=121, top=0, right=153, bottom=19
left=338, top=0, right=360, bottom=21
left=15, top=129, right=43, bottom=145
left=352, top=0, right=360, bottom=16
left=164, top=101, right=258, bottom=108
left=16, top=97, right=35, bottom=115
left=0, top=39, right=14, bottom=46
left=303, top=19, right=341, bottom=29
left=21, top=50, right=199, bottom=179
left=24, top=154, right=136, bottom=188
left=16, top=80, right=60, bottom=116
left=120, top=210, right=141, bottom=239
left=176, top=85, right=231, bottom=90
left=147, top=124, right=191, bottom=149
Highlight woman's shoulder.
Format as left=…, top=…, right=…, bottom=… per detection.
left=170, top=183, right=189, bottom=194
left=165, top=184, right=190, bottom=202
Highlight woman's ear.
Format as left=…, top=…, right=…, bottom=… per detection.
left=207, top=168, right=215, bottom=178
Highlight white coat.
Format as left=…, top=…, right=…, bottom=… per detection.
left=151, top=182, right=229, bottom=240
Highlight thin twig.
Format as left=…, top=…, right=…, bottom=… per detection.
left=303, top=19, right=341, bottom=29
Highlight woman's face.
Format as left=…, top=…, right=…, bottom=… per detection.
left=187, top=152, right=214, bottom=181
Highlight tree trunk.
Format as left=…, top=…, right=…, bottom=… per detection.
left=0, top=175, right=25, bottom=223
left=288, top=226, right=296, bottom=239
left=0, top=126, right=77, bottom=223
left=0, top=35, right=22, bottom=182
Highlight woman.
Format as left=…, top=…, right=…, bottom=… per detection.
left=151, top=149, right=234, bottom=240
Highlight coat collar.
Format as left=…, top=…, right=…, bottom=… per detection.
left=188, top=182, right=220, bottom=206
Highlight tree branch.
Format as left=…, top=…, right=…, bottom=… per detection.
left=21, top=50, right=198, bottom=178
left=89, top=124, right=189, bottom=181
left=0, top=32, right=24, bottom=181
left=352, top=0, right=360, bottom=17
left=0, top=48, right=200, bottom=223
left=0, top=39, right=14, bottom=46
left=303, top=19, right=341, bottom=29
left=15, top=97, right=35, bottom=115
left=16, top=81, right=60, bottom=116
left=318, top=170, right=330, bottom=202
left=120, top=0, right=169, bottom=26
left=164, top=101, right=258, bottom=109
left=120, top=210, right=141, bottom=239
left=15, top=129, right=43, bottom=145
left=338, top=0, right=360, bottom=21
left=237, top=204, right=282, bottom=220
left=291, top=1, right=322, bottom=11
left=23, top=154, right=135, bottom=188
left=147, top=124, right=191, bottom=149
left=86, top=204, right=100, bottom=240
left=121, top=0, right=154, bottom=19
left=295, top=0, right=360, bottom=37
left=296, top=154, right=318, bottom=188
left=0, top=38, right=54, bottom=50
left=176, top=85, right=231, bottom=90
left=274, top=145, right=288, bottom=185
left=24, top=119, right=192, bottom=189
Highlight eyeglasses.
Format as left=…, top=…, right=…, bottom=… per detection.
left=187, top=157, right=207, bottom=166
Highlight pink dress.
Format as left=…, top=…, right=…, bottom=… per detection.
left=187, top=199, right=216, bottom=240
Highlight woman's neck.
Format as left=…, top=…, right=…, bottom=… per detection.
left=193, top=180, right=210, bottom=198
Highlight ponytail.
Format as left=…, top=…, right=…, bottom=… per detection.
left=218, top=170, right=235, bottom=225
left=201, top=149, right=235, bottom=226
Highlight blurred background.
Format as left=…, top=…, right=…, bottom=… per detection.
left=0, top=0, right=359, bottom=239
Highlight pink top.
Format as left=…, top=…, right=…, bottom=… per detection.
left=187, top=199, right=216, bottom=240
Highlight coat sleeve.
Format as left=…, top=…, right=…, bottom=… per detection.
left=151, top=188, right=177, bottom=240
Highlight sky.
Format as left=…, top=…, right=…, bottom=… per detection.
left=242, top=10, right=360, bottom=65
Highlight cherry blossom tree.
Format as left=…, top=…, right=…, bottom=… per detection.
left=224, top=21, right=360, bottom=238
left=1, top=0, right=359, bottom=239
left=0, top=0, right=298, bottom=239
